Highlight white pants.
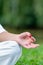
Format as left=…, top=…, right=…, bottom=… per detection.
left=0, top=41, right=22, bottom=65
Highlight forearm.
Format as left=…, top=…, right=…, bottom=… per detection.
left=0, top=31, right=18, bottom=42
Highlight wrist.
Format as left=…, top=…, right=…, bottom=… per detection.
left=8, top=33, right=19, bottom=42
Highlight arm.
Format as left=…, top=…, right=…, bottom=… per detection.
left=0, top=31, right=18, bottom=42
left=0, top=31, right=39, bottom=49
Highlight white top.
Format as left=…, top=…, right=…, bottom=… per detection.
left=0, top=24, right=6, bottom=33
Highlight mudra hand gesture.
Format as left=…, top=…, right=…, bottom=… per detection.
left=15, top=32, right=39, bottom=48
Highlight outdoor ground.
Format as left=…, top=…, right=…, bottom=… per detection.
left=5, top=27, right=43, bottom=65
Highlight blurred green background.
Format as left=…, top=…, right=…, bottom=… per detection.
left=0, top=0, right=43, bottom=29
left=0, top=0, right=43, bottom=65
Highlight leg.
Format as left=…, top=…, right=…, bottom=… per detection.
left=0, top=41, right=22, bottom=65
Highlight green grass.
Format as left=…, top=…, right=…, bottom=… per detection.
left=16, top=44, right=43, bottom=65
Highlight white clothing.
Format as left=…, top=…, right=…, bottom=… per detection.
left=0, top=24, right=22, bottom=65
left=0, top=24, right=6, bottom=33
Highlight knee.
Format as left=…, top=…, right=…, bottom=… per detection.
left=7, top=41, right=22, bottom=56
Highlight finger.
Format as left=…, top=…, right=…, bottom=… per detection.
left=20, top=32, right=32, bottom=38
left=25, top=32, right=32, bottom=38
left=28, top=38, right=34, bottom=43
left=23, top=39, right=34, bottom=45
left=30, top=43, right=39, bottom=48
left=24, top=43, right=39, bottom=49
left=31, top=37, right=36, bottom=42
left=23, top=44, right=32, bottom=49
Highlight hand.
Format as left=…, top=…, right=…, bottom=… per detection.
left=16, top=32, right=39, bottom=49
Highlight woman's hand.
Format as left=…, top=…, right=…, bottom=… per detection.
left=16, top=32, right=39, bottom=49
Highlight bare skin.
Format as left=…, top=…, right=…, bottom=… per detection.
left=0, top=31, right=39, bottom=49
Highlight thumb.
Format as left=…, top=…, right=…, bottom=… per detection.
left=19, top=32, right=32, bottom=38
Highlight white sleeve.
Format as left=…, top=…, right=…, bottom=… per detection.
left=0, top=24, right=6, bottom=33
